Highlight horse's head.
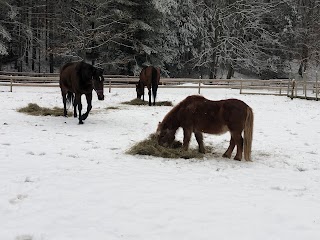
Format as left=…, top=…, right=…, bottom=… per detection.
left=92, top=67, right=105, bottom=101
left=75, top=62, right=105, bottom=100
left=136, top=81, right=144, bottom=99
left=156, top=122, right=175, bottom=147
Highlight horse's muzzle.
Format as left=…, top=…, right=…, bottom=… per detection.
left=98, top=95, right=104, bottom=101
left=95, top=89, right=104, bottom=100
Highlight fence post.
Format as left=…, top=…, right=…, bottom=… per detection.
left=109, top=78, right=111, bottom=93
left=240, top=81, right=243, bottom=94
left=316, top=71, right=318, bottom=101
left=279, top=81, right=282, bottom=95
left=10, top=76, right=13, bottom=92
left=198, top=80, right=201, bottom=94
left=303, top=72, right=307, bottom=99
left=290, top=79, right=295, bottom=100
left=287, top=72, right=292, bottom=97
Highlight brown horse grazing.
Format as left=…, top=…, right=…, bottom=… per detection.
left=156, top=95, right=254, bottom=161
left=136, top=66, right=160, bottom=106
left=59, top=61, right=104, bottom=124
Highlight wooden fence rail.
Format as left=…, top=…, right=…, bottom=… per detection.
left=0, top=71, right=318, bottom=100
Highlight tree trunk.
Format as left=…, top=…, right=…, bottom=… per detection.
left=226, top=64, right=234, bottom=79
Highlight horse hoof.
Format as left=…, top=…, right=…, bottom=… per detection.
left=79, top=121, right=84, bottom=125
left=199, top=149, right=205, bottom=154
left=233, top=157, right=241, bottom=161
left=222, top=153, right=231, bottom=159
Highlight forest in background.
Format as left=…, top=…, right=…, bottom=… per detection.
left=0, top=0, right=319, bottom=79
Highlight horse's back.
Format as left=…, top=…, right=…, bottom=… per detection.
left=219, top=99, right=249, bottom=130
left=156, top=67, right=160, bottom=83
left=140, top=66, right=151, bottom=83
left=59, top=62, right=79, bottom=92
left=177, top=95, right=249, bottom=134
left=181, top=95, right=248, bottom=114
left=61, top=62, right=76, bottom=73
left=60, top=62, right=76, bottom=80
left=140, top=66, right=160, bottom=83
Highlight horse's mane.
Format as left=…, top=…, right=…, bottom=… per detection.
left=161, top=99, right=183, bottom=130
left=161, top=95, right=206, bottom=130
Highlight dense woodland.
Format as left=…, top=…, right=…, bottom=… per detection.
left=0, top=0, right=319, bottom=78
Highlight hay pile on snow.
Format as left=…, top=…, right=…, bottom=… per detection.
left=127, top=134, right=211, bottom=159
left=18, top=103, right=72, bottom=117
left=122, top=98, right=173, bottom=106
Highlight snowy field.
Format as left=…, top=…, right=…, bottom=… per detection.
left=1, top=85, right=320, bottom=240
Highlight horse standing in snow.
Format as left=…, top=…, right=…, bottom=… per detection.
left=136, top=66, right=160, bottom=106
left=59, top=61, right=104, bottom=124
left=156, top=95, right=254, bottom=161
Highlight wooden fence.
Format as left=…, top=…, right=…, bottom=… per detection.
left=0, top=71, right=318, bottom=100
left=287, top=72, right=319, bottom=100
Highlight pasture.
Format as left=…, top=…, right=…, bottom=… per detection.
left=0, top=86, right=320, bottom=240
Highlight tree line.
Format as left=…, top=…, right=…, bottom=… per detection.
left=0, top=0, right=319, bottom=78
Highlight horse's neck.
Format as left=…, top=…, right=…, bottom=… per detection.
left=163, top=112, right=180, bottom=132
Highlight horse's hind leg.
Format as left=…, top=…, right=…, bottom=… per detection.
left=62, top=92, right=68, bottom=117
left=182, top=128, right=192, bottom=151
left=73, top=101, right=77, bottom=118
left=232, top=131, right=243, bottom=161
left=82, top=93, right=92, bottom=120
left=194, top=131, right=205, bottom=153
left=75, top=94, right=83, bottom=124
left=223, top=134, right=235, bottom=159
left=148, top=88, right=152, bottom=106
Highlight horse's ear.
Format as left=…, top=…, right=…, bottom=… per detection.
left=96, top=67, right=105, bottom=81
left=156, top=122, right=162, bottom=134
left=157, top=121, right=162, bottom=130
left=97, top=67, right=104, bottom=75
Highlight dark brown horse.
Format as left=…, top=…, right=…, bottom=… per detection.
left=136, top=66, right=160, bottom=106
left=59, top=61, right=104, bottom=124
left=156, top=95, right=254, bottom=161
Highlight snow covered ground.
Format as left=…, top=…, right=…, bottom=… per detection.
left=1, top=85, right=320, bottom=240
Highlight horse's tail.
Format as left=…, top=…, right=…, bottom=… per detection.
left=243, top=106, right=254, bottom=161
left=151, top=67, right=158, bottom=103
left=66, top=91, right=74, bottom=109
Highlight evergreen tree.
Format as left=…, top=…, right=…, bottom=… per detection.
left=0, top=1, right=13, bottom=57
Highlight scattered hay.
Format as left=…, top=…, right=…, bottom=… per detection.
left=122, top=98, right=173, bottom=106
left=18, top=103, right=72, bottom=117
left=106, top=106, right=120, bottom=110
left=127, top=134, right=211, bottom=159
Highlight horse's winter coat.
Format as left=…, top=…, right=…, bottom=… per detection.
left=59, top=61, right=104, bottom=124
left=156, top=95, right=254, bottom=161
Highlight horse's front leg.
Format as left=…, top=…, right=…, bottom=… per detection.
left=182, top=128, right=192, bottom=151
left=75, top=94, right=83, bottom=124
left=194, top=131, right=205, bottom=153
left=73, top=100, right=77, bottom=118
left=81, top=93, right=92, bottom=120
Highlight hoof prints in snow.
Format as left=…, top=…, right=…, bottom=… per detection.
left=9, top=194, right=28, bottom=204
